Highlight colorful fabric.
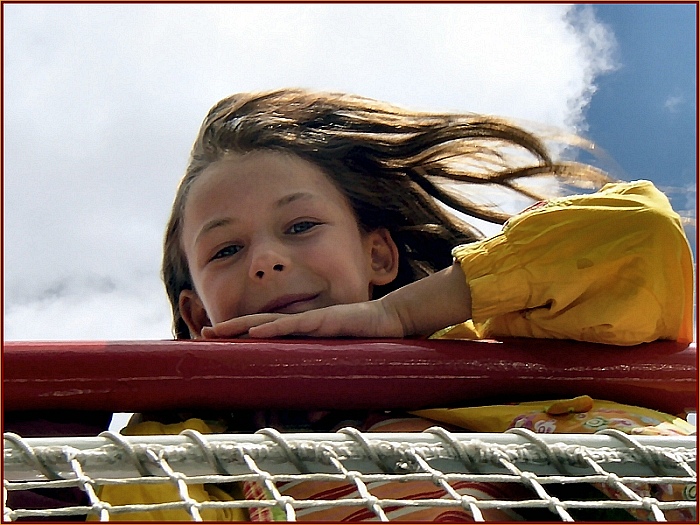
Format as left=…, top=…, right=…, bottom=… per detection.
left=242, top=479, right=284, bottom=522
left=274, top=415, right=532, bottom=522
left=101, top=404, right=695, bottom=522
left=414, top=396, right=695, bottom=523
left=412, top=396, right=695, bottom=436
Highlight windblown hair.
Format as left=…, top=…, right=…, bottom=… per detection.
left=163, top=88, right=609, bottom=339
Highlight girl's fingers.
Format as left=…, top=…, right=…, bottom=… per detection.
left=206, top=310, right=335, bottom=339
left=247, top=320, right=292, bottom=338
left=202, top=314, right=287, bottom=338
left=200, top=326, right=217, bottom=338
left=201, top=302, right=393, bottom=339
left=247, top=313, right=328, bottom=338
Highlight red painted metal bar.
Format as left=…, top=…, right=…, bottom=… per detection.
left=2, top=338, right=696, bottom=415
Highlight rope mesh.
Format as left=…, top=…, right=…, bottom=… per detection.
left=4, top=428, right=696, bottom=522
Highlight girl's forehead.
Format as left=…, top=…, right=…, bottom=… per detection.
left=195, top=151, right=333, bottom=192
left=183, top=151, right=350, bottom=219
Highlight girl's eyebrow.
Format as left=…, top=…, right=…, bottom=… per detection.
left=276, top=191, right=315, bottom=207
left=195, top=193, right=317, bottom=247
left=195, top=218, right=234, bottom=247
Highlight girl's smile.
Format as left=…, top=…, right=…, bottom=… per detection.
left=260, top=293, right=322, bottom=314
left=177, top=150, right=398, bottom=336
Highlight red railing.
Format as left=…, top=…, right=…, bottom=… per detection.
left=3, top=338, right=696, bottom=415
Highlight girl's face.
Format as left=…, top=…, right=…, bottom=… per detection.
left=178, top=150, right=399, bottom=337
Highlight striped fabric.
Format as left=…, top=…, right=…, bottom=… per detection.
left=259, top=416, right=531, bottom=522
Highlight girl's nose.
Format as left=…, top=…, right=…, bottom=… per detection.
left=254, top=263, right=285, bottom=279
left=249, top=244, right=289, bottom=281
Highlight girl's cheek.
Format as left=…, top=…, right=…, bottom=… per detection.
left=218, top=274, right=245, bottom=319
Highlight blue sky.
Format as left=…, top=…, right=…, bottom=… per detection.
left=584, top=3, right=696, bottom=251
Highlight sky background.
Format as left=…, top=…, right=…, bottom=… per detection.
left=3, top=3, right=697, bottom=343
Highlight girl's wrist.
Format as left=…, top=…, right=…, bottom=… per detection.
left=378, top=263, right=472, bottom=337
left=378, top=295, right=414, bottom=337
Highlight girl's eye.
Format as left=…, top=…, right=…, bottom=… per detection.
left=287, top=221, right=319, bottom=234
left=210, top=245, right=242, bottom=261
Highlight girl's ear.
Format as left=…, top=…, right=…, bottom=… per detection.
left=179, top=290, right=211, bottom=339
left=367, top=228, right=400, bottom=286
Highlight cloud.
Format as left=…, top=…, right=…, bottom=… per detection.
left=3, top=3, right=618, bottom=341
left=664, top=94, right=684, bottom=113
left=4, top=278, right=172, bottom=341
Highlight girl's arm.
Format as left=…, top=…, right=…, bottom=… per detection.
left=204, top=181, right=693, bottom=345
left=447, top=180, right=693, bottom=345
left=201, top=262, right=472, bottom=339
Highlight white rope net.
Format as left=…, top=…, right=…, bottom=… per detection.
left=4, top=427, right=696, bottom=522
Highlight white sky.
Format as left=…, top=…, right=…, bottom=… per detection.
left=3, top=3, right=618, bottom=341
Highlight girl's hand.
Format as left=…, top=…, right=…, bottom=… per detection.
left=201, top=300, right=405, bottom=339
left=201, top=263, right=472, bottom=340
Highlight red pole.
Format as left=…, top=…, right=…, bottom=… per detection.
left=3, top=338, right=696, bottom=415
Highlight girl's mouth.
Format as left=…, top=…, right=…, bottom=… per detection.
left=260, top=294, right=321, bottom=314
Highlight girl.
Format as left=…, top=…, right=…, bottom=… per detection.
left=106, top=89, right=693, bottom=521
left=164, top=88, right=691, bottom=346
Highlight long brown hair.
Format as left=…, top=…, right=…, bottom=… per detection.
left=163, top=88, right=609, bottom=338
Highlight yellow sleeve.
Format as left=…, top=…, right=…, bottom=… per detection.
left=91, top=418, right=248, bottom=522
left=450, top=180, right=694, bottom=345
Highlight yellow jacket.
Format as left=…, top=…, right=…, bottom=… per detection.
left=436, top=180, right=694, bottom=345
left=89, top=419, right=250, bottom=522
